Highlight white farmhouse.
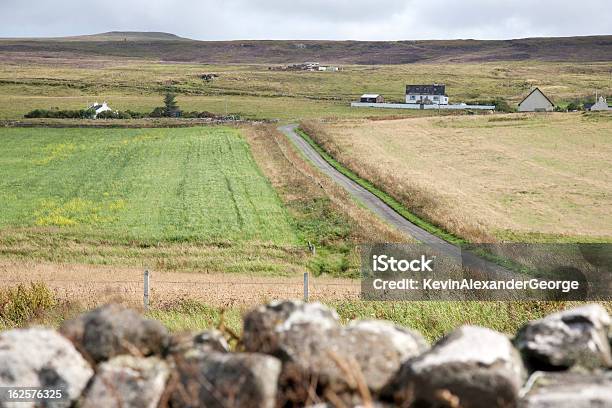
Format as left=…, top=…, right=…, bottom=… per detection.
left=589, top=95, right=611, bottom=111
left=88, top=101, right=112, bottom=118
left=406, top=84, right=449, bottom=105
left=518, top=88, right=554, bottom=112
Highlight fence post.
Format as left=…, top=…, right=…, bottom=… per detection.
left=144, top=269, right=150, bottom=312
left=303, top=272, right=309, bottom=303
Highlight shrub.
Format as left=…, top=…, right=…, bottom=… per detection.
left=566, top=102, right=583, bottom=112
left=0, top=282, right=57, bottom=326
left=125, top=110, right=146, bottom=119
left=96, top=110, right=134, bottom=119
left=149, top=106, right=166, bottom=118
left=24, top=108, right=96, bottom=119
left=182, top=111, right=218, bottom=119
left=23, top=109, right=49, bottom=118
left=492, top=98, right=514, bottom=113
left=96, top=110, right=117, bottom=119
left=469, top=98, right=514, bottom=113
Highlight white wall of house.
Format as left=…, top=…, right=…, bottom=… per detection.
left=96, top=102, right=112, bottom=115
left=590, top=96, right=611, bottom=111
left=518, top=90, right=553, bottom=112
left=405, top=94, right=449, bottom=105
left=88, top=101, right=113, bottom=118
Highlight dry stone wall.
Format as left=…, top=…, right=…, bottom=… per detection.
left=0, top=301, right=611, bottom=407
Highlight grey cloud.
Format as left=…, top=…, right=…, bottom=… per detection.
left=0, top=0, right=610, bottom=40
left=228, top=0, right=410, bottom=22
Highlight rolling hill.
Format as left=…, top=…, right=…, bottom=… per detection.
left=57, top=31, right=189, bottom=41
left=0, top=32, right=610, bottom=64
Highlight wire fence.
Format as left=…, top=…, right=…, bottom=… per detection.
left=0, top=271, right=362, bottom=307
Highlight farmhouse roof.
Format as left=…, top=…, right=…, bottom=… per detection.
left=406, top=84, right=446, bottom=95
left=518, top=87, right=554, bottom=107
left=361, top=94, right=380, bottom=98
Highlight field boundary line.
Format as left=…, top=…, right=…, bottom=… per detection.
left=288, top=125, right=464, bottom=245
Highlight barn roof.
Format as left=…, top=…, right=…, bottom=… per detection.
left=518, top=87, right=554, bottom=106
left=361, top=94, right=380, bottom=98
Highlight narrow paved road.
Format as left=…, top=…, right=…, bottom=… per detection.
left=279, top=124, right=515, bottom=278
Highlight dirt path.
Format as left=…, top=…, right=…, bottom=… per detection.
left=0, top=260, right=359, bottom=308
left=280, top=124, right=515, bottom=278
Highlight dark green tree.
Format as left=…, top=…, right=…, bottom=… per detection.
left=163, top=93, right=179, bottom=117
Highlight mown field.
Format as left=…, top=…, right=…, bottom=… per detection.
left=303, top=113, right=612, bottom=243
left=0, top=126, right=307, bottom=274
left=1, top=59, right=611, bottom=121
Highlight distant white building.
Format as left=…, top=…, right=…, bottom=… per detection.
left=589, top=95, right=611, bottom=111
left=406, top=84, right=449, bottom=105
left=88, top=101, right=112, bottom=118
left=303, top=62, right=320, bottom=71
left=518, top=88, right=554, bottom=112
left=318, top=66, right=339, bottom=72
left=360, top=94, right=384, bottom=103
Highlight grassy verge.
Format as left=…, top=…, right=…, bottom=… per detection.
left=296, top=127, right=465, bottom=245
left=0, top=282, right=80, bottom=330
left=244, top=125, right=405, bottom=278
left=3, top=282, right=609, bottom=343
left=135, top=299, right=612, bottom=342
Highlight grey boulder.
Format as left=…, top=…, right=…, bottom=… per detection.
left=515, top=304, right=611, bottom=369
left=520, top=371, right=612, bottom=408
left=273, top=320, right=427, bottom=406
left=60, top=304, right=170, bottom=363
left=384, top=325, right=526, bottom=408
left=81, top=355, right=170, bottom=408
left=347, top=319, right=428, bottom=361
left=0, top=327, right=93, bottom=408
left=243, top=300, right=340, bottom=354
left=171, top=351, right=281, bottom=408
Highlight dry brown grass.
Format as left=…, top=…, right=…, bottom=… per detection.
left=0, top=260, right=359, bottom=309
left=303, top=113, right=612, bottom=242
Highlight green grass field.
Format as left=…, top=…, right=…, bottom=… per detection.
left=0, top=126, right=297, bottom=243
left=0, top=126, right=316, bottom=273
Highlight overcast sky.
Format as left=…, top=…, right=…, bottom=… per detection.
left=1, top=0, right=611, bottom=40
